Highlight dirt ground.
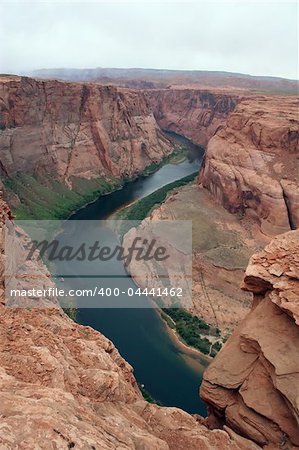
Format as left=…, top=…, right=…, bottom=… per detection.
left=150, top=183, right=269, bottom=335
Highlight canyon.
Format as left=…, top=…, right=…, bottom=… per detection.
left=0, top=198, right=259, bottom=449
left=2, top=76, right=297, bottom=229
left=0, top=76, right=171, bottom=185
left=0, top=73, right=298, bottom=448
left=147, top=93, right=299, bottom=332
left=0, top=76, right=238, bottom=182
left=0, top=76, right=237, bottom=219
left=144, top=88, right=239, bottom=146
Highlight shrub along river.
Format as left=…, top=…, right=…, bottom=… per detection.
left=68, top=134, right=209, bottom=414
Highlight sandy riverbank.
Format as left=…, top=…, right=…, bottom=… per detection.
left=155, top=308, right=212, bottom=373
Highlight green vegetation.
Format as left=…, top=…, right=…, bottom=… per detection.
left=210, top=341, right=223, bottom=358
left=113, top=171, right=198, bottom=234
left=161, top=308, right=222, bottom=356
left=4, top=172, right=122, bottom=220
left=63, top=306, right=77, bottom=322
left=4, top=145, right=191, bottom=220
left=138, top=383, right=162, bottom=406
left=139, top=146, right=190, bottom=177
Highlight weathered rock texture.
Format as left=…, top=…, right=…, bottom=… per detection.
left=199, top=96, right=299, bottom=235
left=0, top=199, right=262, bottom=448
left=1, top=74, right=298, bottom=448
left=201, top=229, right=299, bottom=448
left=1, top=77, right=298, bottom=233
left=0, top=76, right=172, bottom=187
left=0, top=77, right=240, bottom=187
left=145, top=88, right=239, bottom=146
left=146, top=183, right=268, bottom=333
left=0, top=76, right=245, bottom=221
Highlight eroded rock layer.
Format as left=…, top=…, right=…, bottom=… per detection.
left=0, top=77, right=241, bottom=190
left=199, top=96, right=299, bottom=235
left=145, top=88, right=239, bottom=146
left=201, top=229, right=299, bottom=448
left=0, top=76, right=172, bottom=187
left=0, top=199, right=261, bottom=448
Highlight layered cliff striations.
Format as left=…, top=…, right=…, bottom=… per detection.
left=2, top=77, right=297, bottom=228
left=0, top=77, right=244, bottom=219
left=201, top=229, right=299, bottom=448
left=0, top=77, right=240, bottom=187
left=145, top=88, right=239, bottom=146
left=199, top=96, right=299, bottom=235
left=0, top=76, right=172, bottom=185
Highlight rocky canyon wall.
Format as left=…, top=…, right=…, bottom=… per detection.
left=0, top=199, right=261, bottom=449
left=2, top=76, right=297, bottom=230
left=145, top=88, right=239, bottom=146
left=199, top=96, right=299, bottom=235
left=0, top=76, right=172, bottom=187
left=0, top=78, right=241, bottom=189
left=201, top=229, right=299, bottom=448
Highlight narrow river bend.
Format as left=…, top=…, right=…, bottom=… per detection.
left=69, top=136, right=209, bottom=414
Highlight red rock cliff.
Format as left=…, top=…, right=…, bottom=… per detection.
left=0, top=76, right=172, bottom=187
left=199, top=96, right=299, bottom=235
left=201, top=229, right=299, bottom=448
left=0, top=199, right=261, bottom=449
left=0, top=78, right=242, bottom=191
left=145, top=88, right=239, bottom=146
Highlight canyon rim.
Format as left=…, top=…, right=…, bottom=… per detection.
left=0, top=1, right=298, bottom=449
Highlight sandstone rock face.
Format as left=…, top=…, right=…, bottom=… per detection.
left=0, top=199, right=261, bottom=448
left=201, top=229, right=299, bottom=448
left=145, top=88, right=239, bottom=146
left=0, top=77, right=240, bottom=191
left=0, top=76, right=172, bottom=187
left=199, top=96, right=299, bottom=235
left=1, top=76, right=298, bottom=236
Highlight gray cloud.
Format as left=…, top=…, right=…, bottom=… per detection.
left=0, top=1, right=298, bottom=79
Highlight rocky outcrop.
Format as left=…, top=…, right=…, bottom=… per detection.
left=145, top=89, right=239, bottom=146
left=201, top=229, right=299, bottom=448
left=199, top=96, right=299, bottom=235
left=0, top=199, right=262, bottom=448
left=0, top=76, right=172, bottom=188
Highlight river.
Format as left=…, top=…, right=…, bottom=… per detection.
left=68, top=135, right=209, bottom=414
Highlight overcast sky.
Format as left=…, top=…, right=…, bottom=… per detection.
left=0, top=1, right=298, bottom=79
